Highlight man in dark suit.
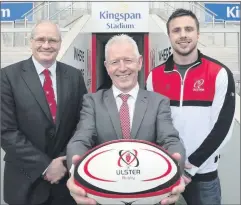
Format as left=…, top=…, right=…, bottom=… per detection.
left=66, top=34, right=186, bottom=205
left=1, top=21, right=87, bottom=205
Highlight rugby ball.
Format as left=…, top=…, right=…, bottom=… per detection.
left=74, top=139, right=181, bottom=205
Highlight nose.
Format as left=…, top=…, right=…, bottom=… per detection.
left=180, top=29, right=187, bottom=38
left=119, top=60, right=127, bottom=71
left=41, top=41, right=51, bottom=49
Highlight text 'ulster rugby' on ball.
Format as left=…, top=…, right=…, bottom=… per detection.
left=74, top=139, right=181, bottom=205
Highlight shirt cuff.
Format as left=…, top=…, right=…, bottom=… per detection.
left=70, top=164, right=75, bottom=176
left=185, top=165, right=199, bottom=176
left=184, top=159, right=199, bottom=176
left=42, top=165, right=50, bottom=175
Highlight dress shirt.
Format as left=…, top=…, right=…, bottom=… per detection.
left=112, top=83, right=139, bottom=129
left=32, top=56, right=57, bottom=103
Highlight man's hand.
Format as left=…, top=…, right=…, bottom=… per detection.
left=160, top=153, right=185, bottom=205
left=67, top=155, right=97, bottom=205
left=44, top=156, right=67, bottom=184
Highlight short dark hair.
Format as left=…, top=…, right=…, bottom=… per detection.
left=166, top=9, right=200, bottom=34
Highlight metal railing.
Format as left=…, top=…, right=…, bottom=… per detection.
left=48, top=2, right=88, bottom=27
left=1, top=1, right=89, bottom=47
left=49, top=2, right=75, bottom=20
left=22, top=2, right=55, bottom=22
left=9, top=1, right=89, bottom=29
left=149, top=1, right=234, bottom=28
left=190, top=2, right=219, bottom=26
left=197, top=29, right=240, bottom=95
left=1, top=26, right=69, bottom=47
left=20, top=2, right=88, bottom=25
left=21, top=2, right=46, bottom=20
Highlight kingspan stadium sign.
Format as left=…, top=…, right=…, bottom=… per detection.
left=99, top=11, right=142, bottom=29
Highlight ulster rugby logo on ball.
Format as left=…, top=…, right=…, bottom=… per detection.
left=74, top=139, right=181, bottom=205
left=117, top=149, right=140, bottom=178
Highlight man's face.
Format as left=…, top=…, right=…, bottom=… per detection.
left=168, top=16, right=199, bottom=56
left=30, top=22, right=61, bottom=66
left=104, top=41, right=142, bottom=93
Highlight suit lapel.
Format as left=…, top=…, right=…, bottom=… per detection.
left=104, top=89, right=122, bottom=139
left=55, top=62, right=69, bottom=131
left=21, top=58, right=53, bottom=122
left=131, top=89, right=148, bottom=139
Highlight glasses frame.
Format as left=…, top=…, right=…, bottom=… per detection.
left=31, top=37, right=61, bottom=46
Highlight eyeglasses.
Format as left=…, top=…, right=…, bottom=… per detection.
left=32, top=37, right=61, bottom=45
left=107, top=58, right=137, bottom=67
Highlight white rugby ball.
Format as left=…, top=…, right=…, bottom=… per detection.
left=74, top=139, right=181, bottom=205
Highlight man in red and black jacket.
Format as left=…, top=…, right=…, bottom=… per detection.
left=146, top=8, right=236, bottom=205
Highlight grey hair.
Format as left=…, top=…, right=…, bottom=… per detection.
left=30, top=20, right=62, bottom=40
left=105, top=34, right=140, bottom=60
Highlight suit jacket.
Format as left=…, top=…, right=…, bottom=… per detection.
left=67, top=88, right=185, bottom=172
left=1, top=57, right=87, bottom=204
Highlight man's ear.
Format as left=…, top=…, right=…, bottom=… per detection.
left=104, top=61, right=110, bottom=74
left=30, top=38, right=33, bottom=50
left=138, top=56, right=143, bottom=71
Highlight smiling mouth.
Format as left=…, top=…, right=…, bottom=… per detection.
left=178, top=41, right=190, bottom=44
left=116, top=74, right=131, bottom=78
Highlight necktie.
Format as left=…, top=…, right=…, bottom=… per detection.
left=42, top=69, right=57, bottom=123
left=119, top=94, right=131, bottom=139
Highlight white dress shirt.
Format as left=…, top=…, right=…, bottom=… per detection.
left=32, top=56, right=57, bottom=103
left=112, top=83, right=139, bottom=129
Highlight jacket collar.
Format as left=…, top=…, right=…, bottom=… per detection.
left=164, top=49, right=202, bottom=72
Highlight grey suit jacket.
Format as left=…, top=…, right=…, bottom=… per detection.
left=67, top=88, right=185, bottom=172
left=1, top=57, right=87, bottom=204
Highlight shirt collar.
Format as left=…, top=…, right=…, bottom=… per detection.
left=164, top=49, right=202, bottom=72
left=32, top=56, right=57, bottom=76
left=112, top=83, right=139, bottom=100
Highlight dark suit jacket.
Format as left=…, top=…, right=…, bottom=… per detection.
left=67, top=88, right=186, bottom=172
left=1, top=57, right=87, bottom=204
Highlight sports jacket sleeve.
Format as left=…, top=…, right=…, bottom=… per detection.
left=186, top=67, right=236, bottom=176
left=66, top=94, right=96, bottom=170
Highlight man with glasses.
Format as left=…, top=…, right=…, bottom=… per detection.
left=1, top=20, right=87, bottom=205
left=65, top=34, right=186, bottom=205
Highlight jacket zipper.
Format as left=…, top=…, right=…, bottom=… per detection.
left=172, top=62, right=201, bottom=109
left=171, top=71, right=184, bottom=113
